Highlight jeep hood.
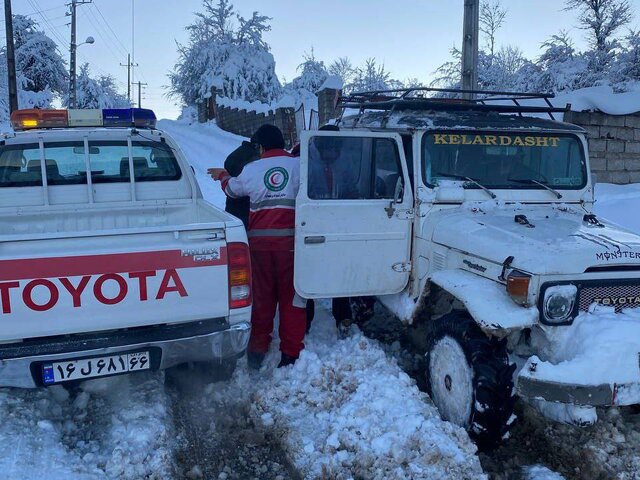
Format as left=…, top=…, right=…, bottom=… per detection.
left=431, top=205, right=640, bottom=275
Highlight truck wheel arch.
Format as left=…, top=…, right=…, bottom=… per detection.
left=423, top=270, right=539, bottom=336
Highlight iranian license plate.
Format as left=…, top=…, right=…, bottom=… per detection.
left=42, top=351, right=150, bottom=385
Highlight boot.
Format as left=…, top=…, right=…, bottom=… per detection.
left=278, top=353, right=298, bottom=368
left=247, top=351, right=265, bottom=370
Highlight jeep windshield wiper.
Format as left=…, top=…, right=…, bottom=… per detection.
left=508, top=178, right=563, bottom=199
left=435, top=172, right=497, bottom=199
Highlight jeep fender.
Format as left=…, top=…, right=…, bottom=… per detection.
left=430, top=269, right=539, bottom=334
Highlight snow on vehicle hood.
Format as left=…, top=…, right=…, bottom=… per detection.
left=431, top=203, right=640, bottom=275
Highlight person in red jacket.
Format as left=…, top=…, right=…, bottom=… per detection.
left=209, top=124, right=305, bottom=369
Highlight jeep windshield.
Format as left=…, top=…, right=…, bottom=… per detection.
left=423, top=132, right=587, bottom=190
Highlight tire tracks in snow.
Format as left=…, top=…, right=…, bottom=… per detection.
left=165, top=366, right=302, bottom=480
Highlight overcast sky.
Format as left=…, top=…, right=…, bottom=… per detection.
left=6, top=0, right=640, bottom=120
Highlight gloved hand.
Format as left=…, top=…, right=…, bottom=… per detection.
left=207, top=167, right=228, bottom=181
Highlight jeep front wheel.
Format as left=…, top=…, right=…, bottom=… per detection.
left=424, top=312, right=516, bottom=450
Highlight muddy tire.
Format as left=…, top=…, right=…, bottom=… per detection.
left=424, top=311, right=516, bottom=450
left=351, top=296, right=376, bottom=326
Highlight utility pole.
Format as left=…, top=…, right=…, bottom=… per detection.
left=68, top=0, right=92, bottom=109
left=136, top=81, right=147, bottom=108
left=461, top=0, right=480, bottom=99
left=120, top=54, right=138, bottom=102
left=4, top=0, right=18, bottom=113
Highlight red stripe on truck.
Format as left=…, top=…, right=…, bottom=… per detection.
left=0, top=248, right=227, bottom=281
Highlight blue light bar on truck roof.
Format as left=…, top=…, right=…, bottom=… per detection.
left=10, top=108, right=157, bottom=130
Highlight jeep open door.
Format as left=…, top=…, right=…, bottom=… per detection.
left=294, top=130, right=413, bottom=298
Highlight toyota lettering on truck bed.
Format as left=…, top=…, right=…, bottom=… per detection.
left=0, top=107, right=251, bottom=388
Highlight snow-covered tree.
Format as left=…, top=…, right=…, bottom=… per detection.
left=347, top=58, right=393, bottom=93
left=328, top=57, right=355, bottom=86
left=565, top=0, right=632, bottom=52
left=169, top=0, right=281, bottom=106
left=610, top=30, right=640, bottom=89
left=480, top=0, right=507, bottom=56
left=11, top=15, right=67, bottom=95
left=431, top=46, right=462, bottom=89
left=62, top=63, right=130, bottom=109
left=286, top=50, right=328, bottom=94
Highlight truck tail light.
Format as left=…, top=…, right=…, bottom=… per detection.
left=228, top=242, right=252, bottom=309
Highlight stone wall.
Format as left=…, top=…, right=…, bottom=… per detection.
left=564, top=111, right=640, bottom=184
left=197, top=86, right=343, bottom=146
left=197, top=88, right=297, bottom=148
left=317, top=87, right=342, bottom=126
left=215, top=105, right=297, bottom=149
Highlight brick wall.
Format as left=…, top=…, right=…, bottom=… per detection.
left=564, top=111, right=640, bottom=184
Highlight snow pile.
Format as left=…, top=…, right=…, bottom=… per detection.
left=157, top=118, right=247, bottom=209
left=554, top=85, right=640, bottom=115
left=594, top=182, right=640, bottom=234
left=252, top=334, right=483, bottom=479
left=522, top=465, right=566, bottom=480
left=220, top=307, right=485, bottom=480
left=0, top=373, right=174, bottom=479
left=523, top=306, right=640, bottom=403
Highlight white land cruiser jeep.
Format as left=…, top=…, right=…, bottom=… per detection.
left=293, top=89, right=640, bottom=448
left=0, top=108, right=251, bottom=388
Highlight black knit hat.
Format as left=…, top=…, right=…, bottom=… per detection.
left=251, top=124, right=285, bottom=150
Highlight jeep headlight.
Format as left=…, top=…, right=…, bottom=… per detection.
left=543, top=285, right=577, bottom=323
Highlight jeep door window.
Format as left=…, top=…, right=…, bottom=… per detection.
left=42, top=142, right=88, bottom=185
left=308, top=136, right=402, bottom=199
left=88, top=141, right=181, bottom=183
left=0, top=143, right=42, bottom=187
left=423, top=133, right=586, bottom=190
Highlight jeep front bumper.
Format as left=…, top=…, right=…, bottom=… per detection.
left=0, top=318, right=251, bottom=388
left=517, top=375, right=640, bottom=407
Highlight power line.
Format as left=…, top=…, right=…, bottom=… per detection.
left=92, top=2, right=128, bottom=55
left=26, top=0, right=68, bottom=50
left=83, top=6, right=126, bottom=62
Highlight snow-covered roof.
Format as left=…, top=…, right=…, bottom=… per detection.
left=486, top=87, right=640, bottom=116
left=341, top=110, right=585, bottom=133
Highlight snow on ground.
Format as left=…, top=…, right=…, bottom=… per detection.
left=594, top=182, right=640, bottom=233
left=0, top=373, right=173, bottom=479
left=157, top=117, right=247, bottom=209
left=522, top=465, right=566, bottom=480
left=206, top=303, right=485, bottom=480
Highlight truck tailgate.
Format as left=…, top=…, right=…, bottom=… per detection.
left=0, top=227, right=229, bottom=342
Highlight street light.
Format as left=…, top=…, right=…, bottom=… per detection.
left=69, top=35, right=94, bottom=108
left=78, top=36, right=95, bottom=47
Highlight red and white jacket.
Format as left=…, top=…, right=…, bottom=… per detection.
left=220, top=149, right=299, bottom=251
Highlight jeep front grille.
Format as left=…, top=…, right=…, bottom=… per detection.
left=578, top=283, right=640, bottom=312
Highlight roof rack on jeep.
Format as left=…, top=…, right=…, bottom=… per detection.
left=337, top=87, right=570, bottom=126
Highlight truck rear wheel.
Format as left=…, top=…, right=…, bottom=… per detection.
left=424, top=311, right=516, bottom=450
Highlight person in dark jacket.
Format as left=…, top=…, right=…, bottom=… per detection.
left=223, top=140, right=260, bottom=227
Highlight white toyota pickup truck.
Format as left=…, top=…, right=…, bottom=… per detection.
left=0, top=108, right=251, bottom=388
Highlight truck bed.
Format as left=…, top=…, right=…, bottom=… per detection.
left=0, top=199, right=238, bottom=241
left=0, top=200, right=241, bottom=343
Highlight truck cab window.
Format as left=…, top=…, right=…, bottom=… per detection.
left=89, top=141, right=181, bottom=183
left=0, top=144, right=42, bottom=187
left=42, top=142, right=87, bottom=185
left=308, top=136, right=403, bottom=200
